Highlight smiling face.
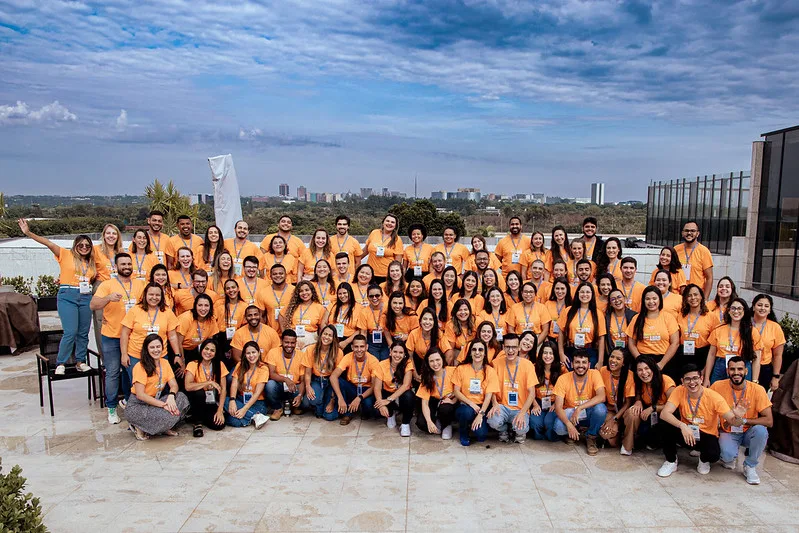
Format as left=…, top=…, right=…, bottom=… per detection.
left=654, top=272, right=671, bottom=293
left=420, top=312, right=435, bottom=331
left=224, top=281, right=239, bottom=299
left=682, top=222, right=699, bottom=244
left=443, top=228, right=456, bottom=245
left=336, top=286, right=350, bottom=304
left=298, top=284, right=313, bottom=302
left=282, top=334, right=297, bottom=354
left=531, top=261, right=545, bottom=280
left=368, top=289, right=382, bottom=307
left=598, top=277, right=613, bottom=296
left=621, top=262, right=636, bottom=280
left=607, top=349, right=624, bottom=372
left=271, top=266, right=286, bottom=285
left=390, top=344, right=406, bottom=365
left=522, top=284, right=536, bottom=304
left=577, top=285, right=592, bottom=304
left=148, top=214, right=163, bottom=233
left=243, top=261, right=259, bottom=279
left=455, top=303, right=470, bottom=321
left=201, top=342, right=216, bottom=361
left=483, top=270, right=497, bottom=288
left=134, top=231, right=148, bottom=250
left=145, top=286, right=162, bottom=307
left=463, top=273, right=477, bottom=292
left=470, top=343, right=486, bottom=365
left=244, top=345, right=260, bottom=365
left=431, top=255, right=445, bottom=273
left=192, top=275, right=208, bottom=293
left=430, top=284, right=443, bottom=300
left=390, top=296, right=405, bottom=314
left=479, top=324, right=493, bottom=343
left=116, top=256, right=133, bottom=278
left=570, top=242, right=584, bottom=260
left=152, top=269, right=168, bottom=286
left=218, top=253, right=232, bottom=270
left=553, top=229, right=565, bottom=246
left=540, top=345, right=555, bottom=365
left=728, top=301, right=746, bottom=322
left=717, top=279, right=732, bottom=299
left=682, top=371, right=702, bottom=393
left=411, top=229, right=423, bottom=244
left=235, top=221, right=249, bottom=239
left=488, top=290, right=503, bottom=309
left=553, top=283, right=568, bottom=301
left=644, top=291, right=660, bottom=311
left=320, top=327, right=334, bottom=346
left=427, top=352, right=444, bottom=372
left=475, top=252, right=489, bottom=270
left=196, top=298, right=211, bottom=318
left=552, top=263, right=567, bottom=279
left=382, top=215, right=397, bottom=233
left=336, top=219, right=349, bottom=236
left=507, top=274, right=520, bottom=291
left=207, top=226, right=220, bottom=243
left=178, top=249, right=193, bottom=269
left=519, top=333, right=535, bottom=353
left=389, top=263, right=402, bottom=282
left=577, top=264, right=591, bottom=281
left=471, top=236, right=484, bottom=251
left=147, top=338, right=164, bottom=358
left=245, top=308, right=261, bottom=328
left=727, top=360, right=747, bottom=385
left=103, top=226, right=119, bottom=246
left=573, top=356, right=589, bottom=376
left=315, top=261, right=330, bottom=280
left=409, top=280, right=423, bottom=297
left=753, top=297, right=770, bottom=319
left=685, top=286, right=702, bottom=308
left=509, top=218, right=522, bottom=235
left=335, top=256, right=349, bottom=274
left=532, top=233, right=544, bottom=249
left=605, top=240, right=619, bottom=259
left=636, top=361, right=653, bottom=383
left=178, top=218, right=193, bottom=237
left=609, top=290, right=626, bottom=311
left=443, top=270, right=456, bottom=288
left=659, top=248, right=672, bottom=267
left=278, top=217, right=292, bottom=232
left=357, top=267, right=373, bottom=285
left=313, top=230, right=327, bottom=248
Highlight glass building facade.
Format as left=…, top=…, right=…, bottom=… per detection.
left=754, top=126, right=799, bottom=298
left=646, top=172, right=750, bottom=255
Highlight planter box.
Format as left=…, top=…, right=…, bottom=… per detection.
left=36, top=296, right=58, bottom=312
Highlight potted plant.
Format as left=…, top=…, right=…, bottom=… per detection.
left=35, top=274, right=59, bottom=312
left=779, top=313, right=799, bottom=372
left=0, top=459, right=47, bottom=532
left=3, top=275, right=33, bottom=296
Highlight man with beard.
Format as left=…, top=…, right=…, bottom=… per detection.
left=674, top=221, right=714, bottom=297
left=230, top=305, right=281, bottom=364
left=265, top=329, right=309, bottom=419
left=658, top=364, right=741, bottom=477
left=91, top=253, right=145, bottom=424
left=553, top=349, right=607, bottom=455
left=168, top=215, right=202, bottom=264
left=711, top=356, right=772, bottom=484
left=174, top=270, right=219, bottom=315
left=129, top=210, right=170, bottom=266
left=422, top=252, right=447, bottom=288
left=331, top=216, right=363, bottom=276
left=225, top=220, right=263, bottom=277
left=581, top=217, right=605, bottom=263
left=494, top=217, right=530, bottom=275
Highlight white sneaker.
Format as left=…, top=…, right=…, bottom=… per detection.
left=743, top=465, right=761, bottom=485
left=721, top=458, right=736, bottom=470
left=386, top=413, right=397, bottom=429
left=689, top=450, right=700, bottom=457
left=657, top=460, right=678, bottom=477
left=697, top=460, right=711, bottom=475
left=620, top=445, right=632, bottom=456
left=498, top=431, right=510, bottom=443
left=55, top=365, right=65, bottom=375
left=76, top=362, right=92, bottom=372
left=400, top=424, right=411, bottom=437
left=441, top=425, right=453, bottom=440
left=107, top=408, right=120, bottom=425
left=118, top=398, right=127, bottom=409
left=252, top=413, right=269, bottom=430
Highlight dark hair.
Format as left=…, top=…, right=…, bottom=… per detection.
left=418, top=307, right=443, bottom=356
left=632, top=286, right=663, bottom=342
left=148, top=264, right=173, bottom=304
left=595, top=273, right=617, bottom=297
left=314, top=325, right=341, bottom=375
left=608, top=348, right=632, bottom=409
left=442, top=265, right=460, bottom=298
left=724, top=297, right=756, bottom=363
left=335, top=215, right=350, bottom=225
left=381, top=214, right=400, bottom=248
left=714, top=276, right=738, bottom=310
left=283, top=280, right=321, bottom=324
left=583, top=217, right=598, bottom=227
left=333, top=282, right=356, bottom=326
left=268, top=235, right=287, bottom=254
left=549, top=276, right=573, bottom=307
left=311, top=259, right=336, bottom=291
left=634, top=355, right=663, bottom=408
left=459, top=271, right=480, bottom=299
left=442, top=224, right=460, bottom=240
left=564, top=282, right=600, bottom=348
left=114, top=252, right=132, bottom=267
left=420, top=349, right=446, bottom=393
left=529, top=231, right=546, bottom=253
left=572, top=349, right=591, bottom=362
left=461, top=339, right=488, bottom=366
left=309, top=228, right=332, bottom=260
left=509, top=216, right=522, bottom=226
left=427, top=279, right=449, bottom=323
left=237, top=340, right=262, bottom=385
left=482, top=287, right=507, bottom=315
left=535, top=340, right=561, bottom=385
left=223, top=279, right=241, bottom=326
left=197, top=338, right=223, bottom=386
left=177, top=214, right=192, bottom=223
left=407, top=223, right=427, bottom=240
left=475, top=320, right=501, bottom=354
left=681, top=363, right=700, bottom=377
left=504, top=270, right=523, bottom=302
left=405, top=278, right=427, bottom=307
left=192, top=269, right=208, bottom=281
left=502, top=332, right=519, bottom=344
left=596, top=237, right=623, bottom=275
left=355, top=263, right=374, bottom=284
left=139, top=282, right=166, bottom=312
left=131, top=229, right=152, bottom=255
left=727, top=355, right=745, bottom=366
left=351, top=333, right=367, bottom=345
left=653, top=268, right=672, bottom=291
left=751, top=294, right=778, bottom=322
left=550, top=225, right=572, bottom=260
left=450, top=298, right=475, bottom=339
left=191, top=293, right=215, bottom=321
left=243, top=255, right=259, bottom=268
left=385, top=291, right=415, bottom=335
left=518, top=330, right=538, bottom=361
left=382, top=260, right=406, bottom=296
left=281, top=328, right=298, bottom=339
left=139, top=334, right=163, bottom=377
left=388, top=341, right=411, bottom=386
left=621, top=256, right=637, bottom=268
left=148, top=210, right=165, bottom=218
left=201, top=225, right=225, bottom=266
left=680, top=283, right=708, bottom=316
left=659, top=246, right=683, bottom=274
left=480, top=268, right=500, bottom=296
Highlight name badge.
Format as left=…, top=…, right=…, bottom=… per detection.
left=507, top=391, right=518, bottom=407
left=192, top=336, right=202, bottom=343
left=730, top=424, right=744, bottom=433
left=553, top=323, right=560, bottom=334
left=205, top=390, right=216, bottom=404
left=322, top=300, right=329, bottom=308
left=541, top=397, right=552, bottom=410
left=688, top=423, right=701, bottom=440
left=375, top=246, right=385, bottom=257
left=614, top=339, right=626, bottom=348
left=226, top=327, right=235, bottom=340
left=147, top=325, right=160, bottom=334
left=683, top=340, right=695, bottom=355
left=79, top=281, right=92, bottom=294
left=274, top=307, right=281, bottom=321
left=495, top=327, right=504, bottom=341
left=242, top=392, right=253, bottom=404
left=446, top=258, right=453, bottom=265
left=233, top=262, right=243, bottom=276
left=372, top=330, right=383, bottom=344
left=283, top=374, right=293, bottom=391
left=683, top=264, right=692, bottom=281
left=577, top=409, right=587, bottom=421
left=358, top=375, right=368, bottom=384
left=125, top=301, right=136, bottom=313
left=650, top=412, right=659, bottom=425
left=295, top=325, right=306, bottom=337
left=469, top=378, right=482, bottom=394
left=414, top=265, right=422, bottom=277
left=511, top=252, right=520, bottom=264
left=574, top=333, right=586, bottom=348
left=110, top=271, right=118, bottom=279
left=157, top=251, right=165, bottom=263
left=335, top=323, right=345, bottom=337
left=648, top=335, right=661, bottom=342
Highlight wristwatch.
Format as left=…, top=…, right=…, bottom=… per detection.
left=742, top=418, right=748, bottom=426
left=774, top=374, right=782, bottom=379
left=479, top=411, right=486, bottom=416
left=357, top=394, right=363, bottom=400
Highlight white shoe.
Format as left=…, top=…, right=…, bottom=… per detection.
left=107, top=408, right=120, bottom=425
left=441, top=425, right=453, bottom=440
left=743, top=465, right=761, bottom=485
left=721, top=459, right=736, bottom=470
left=657, top=460, right=678, bottom=477
left=689, top=450, right=700, bottom=457
left=76, top=362, right=92, bottom=372
left=386, top=413, right=397, bottom=429
left=697, top=460, right=711, bottom=475
left=514, top=433, right=526, bottom=444
left=498, top=431, right=510, bottom=443
left=118, top=398, right=127, bottom=409
left=252, top=413, right=269, bottom=430
left=55, top=365, right=66, bottom=375
left=400, top=424, right=411, bottom=437
left=620, top=445, right=632, bottom=456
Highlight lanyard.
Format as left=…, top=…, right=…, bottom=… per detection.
left=355, top=357, right=367, bottom=382
left=505, top=359, right=519, bottom=389
left=573, top=373, right=588, bottom=400
left=622, top=281, right=635, bottom=301
left=195, top=320, right=206, bottom=341
left=273, top=254, right=284, bottom=265
left=610, top=258, right=619, bottom=274
left=150, top=232, right=161, bottom=252
left=728, top=328, right=739, bottom=352
left=180, top=269, right=190, bottom=288
left=413, top=244, right=424, bottom=264
left=686, top=313, right=700, bottom=335
left=337, top=305, right=351, bottom=324
left=719, top=306, right=725, bottom=322
left=147, top=308, right=160, bottom=328
left=244, top=367, right=255, bottom=392
left=753, top=320, right=767, bottom=337
left=234, top=240, right=246, bottom=260
left=371, top=304, right=383, bottom=329
left=282, top=350, right=297, bottom=376
left=443, top=244, right=455, bottom=260
left=357, top=285, right=368, bottom=304
left=435, top=369, right=447, bottom=398
left=317, top=282, right=329, bottom=302
left=555, top=301, right=565, bottom=318
left=613, top=314, right=626, bottom=336
left=182, top=235, right=194, bottom=249
left=243, top=278, right=258, bottom=301
left=523, top=303, right=535, bottom=326
left=683, top=243, right=697, bottom=265
left=228, top=301, right=240, bottom=325
left=297, top=303, right=311, bottom=325
left=336, top=234, right=349, bottom=251
left=272, top=285, right=288, bottom=307
left=135, top=252, right=146, bottom=273
left=249, top=325, right=261, bottom=344
left=510, top=235, right=521, bottom=251
left=731, top=382, right=747, bottom=407
left=492, top=311, right=503, bottom=330
left=687, top=390, right=703, bottom=420
left=577, top=308, right=590, bottom=329
left=585, top=239, right=595, bottom=259
left=116, top=278, right=132, bottom=300
left=201, top=362, right=213, bottom=382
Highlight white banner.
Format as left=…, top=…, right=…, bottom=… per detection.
left=207, top=154, right=243, bottom=239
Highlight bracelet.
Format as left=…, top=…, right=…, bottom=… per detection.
left=478, top=411, right=485, bottom=416
left=774, top=374, right=782, bottom=378
left=357, top=394, right=363, bottom=400
left=168, top=392, right=176, bottom=397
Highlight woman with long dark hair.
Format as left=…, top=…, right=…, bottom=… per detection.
left=175, top=293, right=218, bottom=364
left=263, top=235, right=299, bottom=284
left=596, top=237, right=623, bottom=283
left=353, top=264, right=375, bottom=307
left=458, top=270, right=483, bottom=311
left=214, top=279, right=246, bottom=356
left=196, top=225, right=225, bottom=275
left=225, top=340, right=269, bottom=428
left=184, top=338, right=227, bottom=437
left=529, top=340, right=563, bottom=441
left=303, top=325, right=344, bottom=421
left=310, top=259, right=336, bottom=309
left=381, top=260, right=407, bottom=299
left=648, top=246, right=686, bottom=294
left=504, top=271, right=523, bottom=308
left=598, top=348, right=634, bottom=448
left=374, top=342, right=415, bottom=437
left=405, top=278, right=427, bottom=311
left=621, top=355, right=676, bottom=456
left=507, top=282, right=551, bottom=348
left=323, top=282, right=362, bottom=353
left=479, top=287, right=511, bottom=341
left=626, top=286, right=681, bottom=377
left=444, top=299, right=475, bottom=354
left=605, top=287, right=636, bottom=354
left=708, top=276, right=738, bottom=325
left=416, top=350, right=457, bottom=439
left=676, top=284, right=714, bottom=370
left=279, top=280, right=325, bottom=349
left=383, top=292, right=419, bottom=343
left=751, top=293, right=786, bottom=390
left=419, top=279, right=449, bottom=328
left=130, top=228, right=159, bottom=282
left=704, top=297, right=762, bottom=385
left=407, top=307, right=453, bottom=368
left=545, top=277, right=572, bottom=342
left=453, top=340, right=499, bottom=446
left=558, top=282, right=605, bottom=369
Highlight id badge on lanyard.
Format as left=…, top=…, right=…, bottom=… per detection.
left=233, top=261, right=243, bottom=276
left=295, top=325, right=306, bottom=337
left=507, top=391, right=518, bottom=407
left=469, top=378, right=481, bottom=394
left=414, top=265, right=423, bottom=277
left=125, top=300, right=136, bottom=313
left=683, top=340, right=695, bottom=355
left=242, top=392, right=253, bottom=404
left=689, top=424, right=700, bottom=440
left=372, top=329, right=383, bottom=344
left=147, top=325, right=160, bottom=335
left=283, top=374, right=293, bottom=392
left=335, top=323, right=345, bottom=337
left=226, top=327, right=235, bottom=340
left=541, top=396, right=552, bottom=410
left=205, top=389, right=216, bottom=404
left=511, top=251, right=520, bottom=264
left=79, top=279, right=92, bottom=294
left=683, top=263, right=692, bottom=281
left=376, top=246, right=385, bottom=257
left=574, top=333, right=586, bottom=348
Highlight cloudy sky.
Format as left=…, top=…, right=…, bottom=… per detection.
left=1, top=1, right=797, bottom=201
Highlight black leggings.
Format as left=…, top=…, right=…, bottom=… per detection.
left=416, top=397, right=456, bottom=433
left=662, top=422, right=719, bottom=464
left=383, top=388, right=415, bottom=425
left=186, top=390, right=225, bottom=430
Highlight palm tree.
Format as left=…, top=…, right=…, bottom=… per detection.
left=144, top=179, right=199, bottom=234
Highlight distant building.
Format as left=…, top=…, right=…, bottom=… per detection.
left=430, top=191, right=448, bottom=200
left=251, top=196, right=271, bottom=203
left=591, top=182, right=606, bottom=205
left=187, top=193, right=212, bottom=205
left=279, top=183, right=290, bottom=197
left=297, top=185, right=307, bottom=201
left=455, top=188, right=481, bottom=201
left=360, top=188, right=373, bottom=198
left=382, top=187, right=390, bottom=197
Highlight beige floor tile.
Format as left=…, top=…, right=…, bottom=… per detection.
left=237, top=435, right=304, bottom=455
left=254, top=497, right=337, bottom=532
left=115, top=501, right=198, bottom=532
left=331, top=499, right=407, bottom=531
left=181, top=499, right=265, bottom=532
left=340, top=472, right=408, bottom=500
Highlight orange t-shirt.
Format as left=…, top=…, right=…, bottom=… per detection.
left=519, top=249, right=550, bottom=278
left=364, top=230, right=404, bottom=277
left=382, top=313, right=420, bottom=340
left=173, top=288, right=220, bottom=316
left=545, top=300, right=569, bottom=338
left=453, top=364, right=500, bottom=404
left=478, top=310, right=513, bottom=338
left=92, top=245, right=118, bottom=282
left=94, top=278, right=145, bottom=338
left=260, top=253, right=299, bottom=283
left=168, top=234, right=202, bottom=260
left=260, top=283, right=294, bottom=328
left=433, top=242, right=470, bottom=274
left=128, top=232, right=170, bottom=264
left=678, top=312, right=715, bottom=349
left=465, top=254, right=501, bottom=274
left=375, top=358, right=415, bottom=393
left=55, top=247, right=96, bottom=287
left=494, top=235, right=531, bottom=275
left=641, top=375, right=676, bottom=406
left=753, top=320, right=786, bottom=365
left=132, top=357, right=174, bottom=398
left=558, top=307, right=607, bottom=347
left=708, top=325, right=763, bottom=360
left=404, top=243, right=435, bottom=273
left=506, top=302, right=552, bottom=335
left=330, top=305, right=364, bottom=338
left=312, top=281, right=336, bottom=309
left=355, top=305, right=386, bottom=334
left=553, top=369, right=605, bottom=408
left=415, top=367, right=457, bottom=401
left=302, top=346, right=344, bottom=377
left=231, top=362, right=270, bottom=400
left=330, top=234, right=362, bottom=275
left=599, top=367, right=635, bottom=409
left=649, top=268, right=687, bottom=293
left=230, top=324, right=281, bottom=361
left=299, top=248, right=337, bottom=277
left=121, top=306, right=179, bottom=357
left=186, top=360, right=229, bottom=383
left=225, top=238, right=263, bottom=270
left=659, top=292, right=683, bottom=320
left=337, top=353, right=381, bottom=385
left=130, top=252, right=159, bottom=282
left=625, top=312, right=680, bottom=355
left=175, top=311, right=219, bottom=350
left=492, top=355, right=538, bottom=409
left=260, top=234, right=305, bottom=259
left=618, top=280, right=645, bottom=312
left=283, top=302, right=326, bottom=334
left=406, top=328, right=453, bottom=358
left=673, top=243, right=714, bottom=290
left=667, top=385, right=729, bottom=437
left=168, top=269, right=195, bottom=290
left=266, top=347, right=306, bottom=384
left=214, top=299, right=248, bottom=331
left=192, top=243, right=226, bottom=274
left=710, top=380, right=772, bottom=432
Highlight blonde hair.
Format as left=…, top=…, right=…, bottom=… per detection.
left=98, top=224, right=122, bottom=260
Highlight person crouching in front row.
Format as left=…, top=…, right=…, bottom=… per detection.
left=330, top=334, right=379, bottom=425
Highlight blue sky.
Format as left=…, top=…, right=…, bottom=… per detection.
left=1, top=0, right=797, bottom=201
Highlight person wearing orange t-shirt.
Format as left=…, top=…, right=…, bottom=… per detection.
left=487, top=334, right=538, bottom=444
left=557, top=283, right=607, bottom=369
left=415, top=351, right=457, bottom=439
left=751, top=293, right=786, bottom=391
left=184, top=338, right=228, bottom=435
left=626, top=286, right=681, bottom=377
left=529, top=340, right=565, bottom=441
left=652, top=270, right=683, bottom=320
left=657, top=364, right=740, bottom=478
left=506, top=282, right=552, bottom=347
left=677, top=284, right=715, bottom=370
left=622, top=355, right=677, bottom=456
left=403, top=223, right=434, bottom=280
left=453, top=340, right=500, bottom=446
left=279, top=281, right=326, bottom=349
left=674, top=221, right=714, bottom=297
left=360, top=214, right=404, bottom=283
left=303, top=325, right=345, bottom=421
left=649, top=247, right=687, bottom=294
left=711, top=357, right=773, bottom=485
left=168, top=215, right=202, bottom=265
left=553, top=350, right=607, bottom=456
left=230, top=306, right=281, bottom=364
left=260, top=215, right=306, bottom=260
left=330, top=335, right=380, bottom=425
left=494, top=217, right=531, bottom=275
left=618, top=257, right=646, bottom=312
left=374, top=342, right=416, bottom=436
left=173, top=270, right=220, bottom=316
left=225, top=220, right=262, bottom=278
left=433, top=226, right=470, bottom=275
left=331, top=216, right=363, bottom=278
left=225, top=340, right=270, bottom=429
left=175, top=293, right=220, bottom=363
left=704, top=298, right=763, bottom=386
left=598, top=348, right=635, bottom=447
left=264, top=330, right=309, bottom=420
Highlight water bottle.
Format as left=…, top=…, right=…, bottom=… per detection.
left=283, top=399, right=291, bottom=416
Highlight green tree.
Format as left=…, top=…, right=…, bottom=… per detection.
left=144, top=179, right=199, bottom=234
left=388, top=199, right=466, bottom=237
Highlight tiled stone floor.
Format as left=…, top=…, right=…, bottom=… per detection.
left=1, top=349, right=799, bottom=532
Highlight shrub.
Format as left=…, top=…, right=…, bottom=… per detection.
left=35, top=275, right=59, bottom=298
left=3, top=275, right=33, bottom=296
left=0, top=459, right=48, bottom=532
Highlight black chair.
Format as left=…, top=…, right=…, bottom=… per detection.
left=36, top=330, right=105, bottom=416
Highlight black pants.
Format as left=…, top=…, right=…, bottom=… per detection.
left=186, top=390, right=225, bottom=430
left=416, top=397, right=456, bottom=433
left=183, top=347, right=200, bottom=365
left=759, top=363, right=774, bottom=389
left=668, top=346, right=710, bottom=381
left=382, top=388, right=415, bottom=425
left=662, top=423, right=720, bottom=464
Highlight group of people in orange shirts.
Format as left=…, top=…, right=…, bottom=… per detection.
left=17, top=212, right=783, bottom=484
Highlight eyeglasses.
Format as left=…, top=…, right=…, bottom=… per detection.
left=682, top=229, right=698, bottom=234
left=504, top=346, right=518, bottom=352
left=368, top=294, right=382, bottom=299
left=729, top=307, right=745, bottom=313
left=683, top=376, right=702, bottom=382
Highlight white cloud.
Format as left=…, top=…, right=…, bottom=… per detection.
left=0, top=100, right=77, bottom=125
left=115, top=109, right=128, bottom=131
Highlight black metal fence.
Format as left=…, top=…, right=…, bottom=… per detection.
left=646, top=172, right=749, bottom=255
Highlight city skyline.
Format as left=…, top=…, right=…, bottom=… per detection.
left=1, top=2, right=796, bottom=201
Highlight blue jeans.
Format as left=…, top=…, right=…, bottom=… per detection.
left=56, top=288, right=93, bottom=364
left=224, top=398, right=266, bottom=427
left=124, top=355, right=140, bottom=401
left=456, top=404, right=488, bottom=445
left=309, top=375, right=337, bottom=421
left=529, top=408, right=559, bottom=441
left=554, top=403, right=608, bottom=437
left=710, top=357, right=752, bottom=384
left=264, top=379, right=310, bottom=411
left=367, top=337, right=389, bottom=361
left=565, top=346, right=598, bottom=369
left=337, top=377, right=376, bottom=418
left=487, top=404, right=529, bottom=434
left=719, top=425, right=768, bottom=468
left=100, top=335, right=122, bottom=408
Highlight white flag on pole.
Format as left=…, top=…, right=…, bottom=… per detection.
left=207, top=154, right=243, bottom=238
